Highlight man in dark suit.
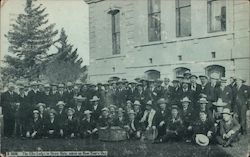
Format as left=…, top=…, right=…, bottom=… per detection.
left=64, top=82, right=74, bottom=105
left=89, top=96, right=103, bottom=122
left=234, top=77, right=249, bottom=135
left=79, top=110, right=98, bottom=138
left=216, top=78, right=233, bottom=109
left=169, top=79, right=182, bottom=104
left=1, top=82, right=19, bottom=137
left=153, top=98, right=170, bottom=141
left=44, top=109, right=60, bottom=138
left=190, top=75, right=202, bottom=103
left=127, top=81, right=138, bottom=102
left=199, top=75, right=210, bottom=98
left=162, top=78, right=171, bottom=101
left=27, top=81, right=39, bottom=107
left=114, top=81, right=128, bottom=107
left=180, top=79, right=193, bottom=102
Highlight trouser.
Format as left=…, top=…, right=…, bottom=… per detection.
left=216, top=131, right=240, bottom=146
left=3, top=116, right=15, bottom=137
left=162, top=131, right=182, bottom=142
left=235, top=104, right=247, bottom=134
left=156, top=124, right=166, bottom=139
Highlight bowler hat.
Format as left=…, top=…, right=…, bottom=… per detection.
left=90, top=96, right=100, bottom=102
left=36, top=103, right=46, bottom=108
left=67, top=108, right=75, bottom=114
left=56, top=101, right=66, bottom=106
left=181, top=97, right=191, bottom=103
left=84, top=110, right=92, bottom=114
left=134, top=100, right=141, bottom=106
left=157, top=98, right=167, bottom=104
left=198, top=98, right=208, bottom=104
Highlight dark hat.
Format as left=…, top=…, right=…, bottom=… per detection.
left=199, top=75, right=208, bottom=79
left=189, top=74, right=198, bottom=79
left=183, top=71, right=191, bottom=76
left=172, top=79, right=179, bottom=83
left=157, top=98, right=167, bottom=104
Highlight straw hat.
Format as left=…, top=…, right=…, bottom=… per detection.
left=146, top=100, right=153, bottom=106
left=56, top=101, right=66, bottom=106
left=221, top=108, right=233, bottom=115
left=101, top=107, right=109, bottom=112
left=84, top=110, right=92, bottom=115
left=134, top=100, right=141, bottom=106
left=198, top=98, right=208, bottom=104
left=195, top=134, right=209, bottom=146
left=128, top=110, right=136, bottom=115
left=49, top=109, right=57, bottom=115
left=199, top=75, right=208, bottom=79
left=36, top=103, right=46, bottom=108
left=181, top=97, right=191, bottom=103
left=90, top=96, right=100, bottom=102
left=33, top=110, right=39, bottom=114
left=74, top=95, right=86, bottom=101
left=157, top=98, right=167, bottom=104
left=67, top=108, right=75, bottom=114
left=212, top=98, right=227, bottom=107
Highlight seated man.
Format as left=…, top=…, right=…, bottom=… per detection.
left=125, top=110, right=141, bottom=139
left=216, top=108, right=241, bottom=147
left=160, top=105, right=183, bottom=143
left=26, top=110, right=43, bottom=139
left=79, top=110, right=98, bottom=138
left=98, top=107, right=111, bottom=128
left=44, top=109, right=60, bottom=138
left=191, top=111, right=214, bottom=143
left=179, top=97, right=194, bottom=142
left=63, top=108, right=78, bottom=138
left=113, top=108, right=128, bottom=128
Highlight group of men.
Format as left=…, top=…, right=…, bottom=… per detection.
left=0, top=71, right=249, bottom=147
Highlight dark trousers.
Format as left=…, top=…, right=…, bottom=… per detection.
left=156, top=124, right=166, bottom=139
left=235, top=104, right=247, bottom=134
left=162, top=131, right=182, bottom=142
left=216, top=131, right=240, bottom=146
left=4, top=116, right=15, bottom=137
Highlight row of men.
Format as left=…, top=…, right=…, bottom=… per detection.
left=0, top=72, right=249, bottom=137
left=23, top=96, right=241, bottom=147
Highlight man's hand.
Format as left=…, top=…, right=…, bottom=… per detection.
left=187, top=126, right=192, bottom=130
left=152, top=126, right=156, bottom=130
left=49, top=130, right=54, bottom=134
left=26, top=132, right=30, bottom=138
left=159, top=121, right=165, bottom=127
left=60, top=129, right=63, bottom=136
left=207, top=131, right=213, bottom=137
left=31, top=131, right=37, bottom=138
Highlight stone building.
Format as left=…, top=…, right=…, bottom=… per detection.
left=84, top=0, right=250, bottom=83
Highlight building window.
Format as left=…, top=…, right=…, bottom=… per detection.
left=178, top=55, right=182, bottom=61
left=148, top=0, right=161, bottom=42
left=109, top=9, right=120, bottom=55
left=174, top=67, right=190, bottom=78
left=205, top=65, right=225, bottom=78
left=208, top=0, right=226, bottom=32
left=145, top=70, right=161, bottom=80
left=176, top=0, right=191, bottom=37
left=211, top=51, right=216, bottom=58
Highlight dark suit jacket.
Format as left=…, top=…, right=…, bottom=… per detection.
left=153, top=109, right=169, bottom=127
left=1, top=91, right=19, bottom=117
left=234, top=84, right=249, bottom=106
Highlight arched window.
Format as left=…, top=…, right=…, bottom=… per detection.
left=174, top=67, right=190, bottom=78
left=205, top=65, right=225, bottom=78
left=145, top=70, right=161, bottom=80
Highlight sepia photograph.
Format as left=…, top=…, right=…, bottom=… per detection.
left=0, top=0, right=249, bottom=156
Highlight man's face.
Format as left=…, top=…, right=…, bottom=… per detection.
left=129, top=114, right=135, bottom=120
left=134, top=105, right=140, bottom=111
left=211, top=78, right=217, bottom=84
left=217, top=107, right=223, bottom=113
left=49, top=113, right=55, bottom=119
left=171, top=109, right=178, bottom=117
left=19, top=88, right=24, bottom=93
left=229, top=78, right=234, bottom=84
left=39, top=106, right=44, bottom=112
left=182, top=83, right=188, bottom=89
left=45, top=87, right=50, bottom=92
left=199, top=112, right=207, bottom=122
left=93, top=101, right=98, bottom=106
left=102, top=110, right=109, bottom=117
left=159, top=103, right=166, bottom=110
left=164, top=78, right=170, bottom=85
left=200, top=77, right=207, bottom=84
left=223, top=114, right=231, bottom=122
left=146, top=105, right=152, bottom=111
left=67, top=110, right=74, bottom=116
left=190, top=77, right=196, bottom=83
left=86, top=113, right=91, bottom=119
left=33, top=113, right=39, bottom=119
left=200, top=103, right=206, bottom=110
left=182, top=102, right=189, bottom=109
left=58, top=104, right=64, bottom=110
left=58, top=87, right=64, bottom=92
left=9, top=86, right=15, bottom=92
left=236, top=79, right=243, bottom=86
left=52, top=86, right=57, bottom=91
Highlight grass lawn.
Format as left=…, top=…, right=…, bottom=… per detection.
left=1, top=135, right=249, bottom=157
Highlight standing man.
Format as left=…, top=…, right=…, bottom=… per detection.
left=1, top=82, right=19, bottom=137
left=234, top=76, right=249, bottom=135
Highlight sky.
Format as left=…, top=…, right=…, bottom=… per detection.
left=0, top=0, right=89, bottom=66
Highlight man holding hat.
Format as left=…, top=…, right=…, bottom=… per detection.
left=63, top=108, right=78, bottom=138
left=234, top=76, right=249, bottom=135
left=159, top=105, right=183, bottom=143
left=126, top=110, right=142, bottom=139
left=153, top=98, right=170, bottom=141
left=216, top=108, right=241, bottom=147
left=79, top=110, right=98, bottom=138
left=26, top=110, right=43, bottom=139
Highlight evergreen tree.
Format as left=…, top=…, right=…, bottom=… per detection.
left=44, top=28, right=86, bottom=83
left=4, top=0, right=58, bottom=79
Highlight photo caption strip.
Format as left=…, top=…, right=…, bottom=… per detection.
left=6, top=151, right=108, bottom=157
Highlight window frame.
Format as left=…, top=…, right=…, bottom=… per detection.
left=207, top=0, right=226, bottom=33
left=176, top=0, right=192, bottom=37
left=148, top=0, right=161, bottom=42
